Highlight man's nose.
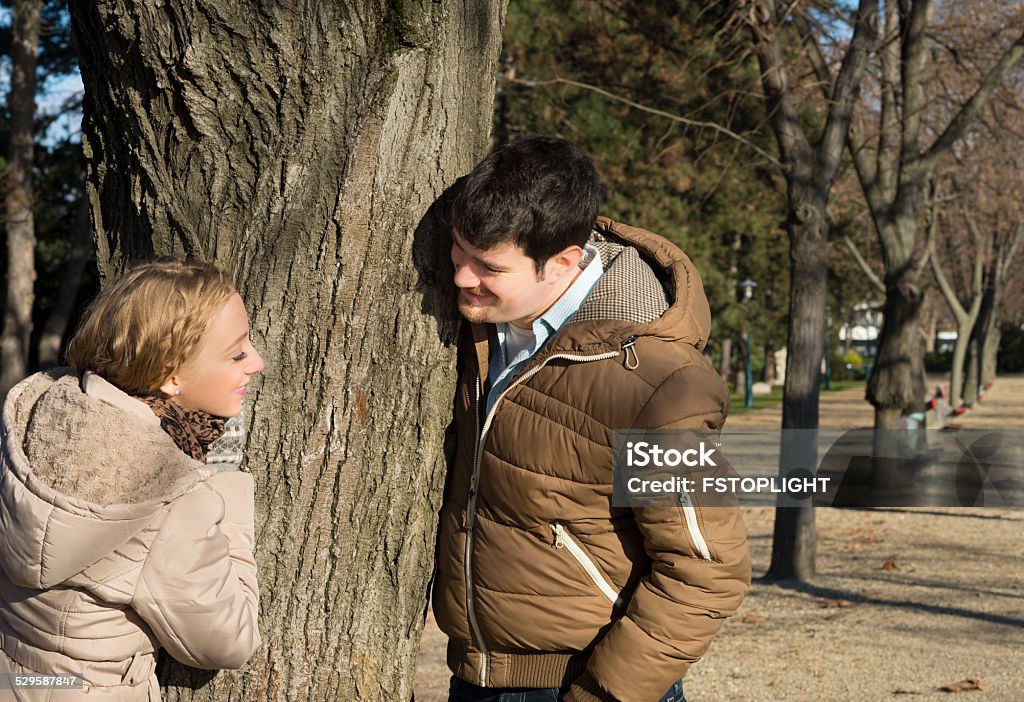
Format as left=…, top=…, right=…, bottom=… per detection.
left=453, top=262, right=480, bottom=290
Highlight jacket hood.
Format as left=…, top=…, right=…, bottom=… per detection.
left=546, top=216, right=712, bottom=354
left=0, top=369, right=214, bottom=589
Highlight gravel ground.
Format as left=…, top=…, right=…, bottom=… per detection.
left=415, top=377, right=1024, bottom=701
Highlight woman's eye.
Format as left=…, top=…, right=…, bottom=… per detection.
left=232, top=351, right=248, bottom=362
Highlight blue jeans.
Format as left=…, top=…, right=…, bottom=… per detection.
left=448, top=676, right=685, bottom=702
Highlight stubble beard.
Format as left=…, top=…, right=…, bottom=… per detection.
left=457, top=299, right=497, bottom=325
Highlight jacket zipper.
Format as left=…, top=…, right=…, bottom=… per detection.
left=463, top=348, right=620, bottom=686
left=551, top=523, right=624, bottom=607
left=678, top=492, right=712, bottom=561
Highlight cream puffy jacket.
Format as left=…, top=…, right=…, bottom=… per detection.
left=0, top=370, right=261, bottom=701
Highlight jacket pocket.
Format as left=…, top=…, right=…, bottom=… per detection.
left=678, top=492, right=713, bottom=561
left=550, top=523, right=624, bottom=607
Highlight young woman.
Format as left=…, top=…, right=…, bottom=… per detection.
left=0, top=259, right=264, bottom=700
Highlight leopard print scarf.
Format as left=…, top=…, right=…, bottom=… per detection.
left=140, top=396, right=226, bottom=461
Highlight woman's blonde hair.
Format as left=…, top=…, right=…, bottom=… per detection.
left=66, top=258, right=236, bottom=396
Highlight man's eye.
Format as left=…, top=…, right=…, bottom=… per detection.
left=232, top=351, right=248, bottom=362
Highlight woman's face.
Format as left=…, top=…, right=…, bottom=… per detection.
left=161, top=293, right=265, bottom=417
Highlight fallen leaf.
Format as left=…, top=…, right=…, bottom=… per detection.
left=937, top=679, right=987, bottom=693
left=822, top=599, right=854, bottom=609
left=882, top=555, right=899, bottom=570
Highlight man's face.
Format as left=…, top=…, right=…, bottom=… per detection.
left=451, top=230, right=581, bottom=327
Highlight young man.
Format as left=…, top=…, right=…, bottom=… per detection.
left=434, top=136, right=750, bottom=702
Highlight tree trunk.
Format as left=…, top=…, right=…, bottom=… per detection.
left=37, top=192, right=94, bottom=368
left=763, top=338, right=776, bottom=384
left=963, top=336, right=980, bottom=405
left=867, top=276, right=923, bottom=430
left=981, top=324, right=1000, bottom=389
left=976, top=284, right=999, bottom=389
left=947, top=318, right=972, bottom=407
left=68, top=2, right=507, bottom=700
left=719, top=336, right=733, bottom=386
left=1, top=0, right=42, bottom=401
left=767, top=191, right=826, bottom=582
left=867, top=265, right=925, bottom=489
left=924, top=308, right=936, bottom=353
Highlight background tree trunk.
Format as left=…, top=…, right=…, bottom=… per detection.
left=963, top=336, right=980, bottom=405
left=719, top=336, right=733, bottom=386
left=37, top=192, right=94, bottom=368
left=68, top=1, right=507, bottom=699
left=1, top=0, right=42, bottom=401
left=768, top=193, right=827, bottom=582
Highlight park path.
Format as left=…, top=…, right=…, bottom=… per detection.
left=414, top=375, right=1024, bottom=701
left=725, top=374, right=1024, bottom=430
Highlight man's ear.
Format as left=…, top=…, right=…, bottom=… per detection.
left=546, top=245, right=585, bottom=280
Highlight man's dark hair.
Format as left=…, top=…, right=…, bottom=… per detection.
left=451, top=136, right=602, bottom=273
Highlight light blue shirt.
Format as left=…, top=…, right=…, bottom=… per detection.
left=485, top=245, right=603, bottom=415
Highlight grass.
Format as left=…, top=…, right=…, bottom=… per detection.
left=727, top=379, right=864, bottom=415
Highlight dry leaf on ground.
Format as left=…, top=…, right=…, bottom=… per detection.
left=822, top=598, right=855, bottom=609
left=937, top=679, right=987, bottom=693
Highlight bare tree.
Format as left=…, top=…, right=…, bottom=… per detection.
left=743, top=0, right=878, bottom=581
left=1, top=0, right=42, bottom=400
left=67, top=1, right=507, bottom=699
left=850, top=1, right=1024, bottom=431
left=927, top=185, right=984, bottom=408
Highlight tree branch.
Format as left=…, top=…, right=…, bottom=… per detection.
left=877, top=0, right=901, bottom=202
left=899, top=1, right=932, bottom=167
left=928, top=233, right=967, bottom=325
left=747, top=0, right=814, bottom=168
left=916, top=29, right=1024, bottom=177
left=818, top=0, right=878, bottom=184
left=843, top=235, right=886, bottom=294
left=508, top=76, right=782, bottom=168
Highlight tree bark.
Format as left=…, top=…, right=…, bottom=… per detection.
left=768, top=190, right=827, bottom=582
left=1, top=0, right=42, bottom=401
left=963, top=335, right=980, bottom=405
left=981, top=324, right=1000, bottom=388
left=763, top=338, right=775, bottom=384
left=68, top=2, right=507, bottom=700
left=867, top=272, right=923, bottom=429
left=37, top=192, right=94, bottom=368
left=719, top=336, right=733, bottom=386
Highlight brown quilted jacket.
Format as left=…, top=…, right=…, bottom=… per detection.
left=433, top=218, right=751, bottom=702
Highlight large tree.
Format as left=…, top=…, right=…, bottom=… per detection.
left=744, top=0, right=878, bottom=581
left=850, top=0, right=1024, bottom=431
left=67, top=2, right=507, bottom=700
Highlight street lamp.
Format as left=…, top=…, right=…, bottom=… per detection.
left=739, top=279, right=758, bottom=408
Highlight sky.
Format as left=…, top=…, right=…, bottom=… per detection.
left=0, top=6, right=84, bottom=147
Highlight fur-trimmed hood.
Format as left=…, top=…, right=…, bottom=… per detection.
left=0, top=369, right=214, bottom=589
